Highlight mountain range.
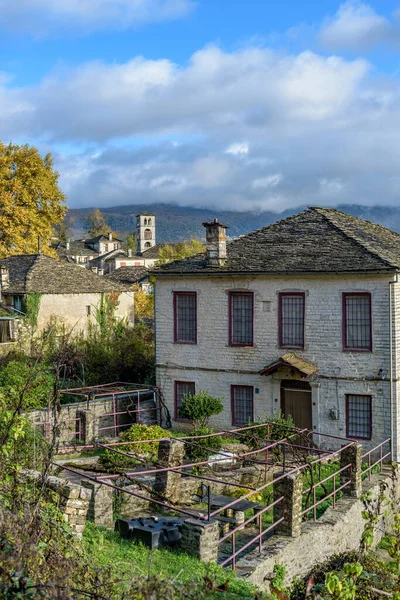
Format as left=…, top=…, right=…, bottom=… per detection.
left=68, top=203, right=400, bottom=244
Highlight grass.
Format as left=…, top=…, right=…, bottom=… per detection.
left=83, top=522, right=260, bottom=599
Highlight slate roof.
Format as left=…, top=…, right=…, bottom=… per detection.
left=54, top=240, right=99, bottom=258
left=260, top=353, right=319, bottom=378
left=105, top=266, right=149, bottom=285
left=85, top=234, right=122, bottom=244
left=91, top=249, right=128, bottom=264
left=0, top=255, right=129, bottom=294
left=154, top=207, right=400, bottom=275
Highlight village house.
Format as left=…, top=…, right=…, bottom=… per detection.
left=153, top=207, right=400, bottom=459
left=54, top=213, right=171, bottom=273
left=105, top=266, right=152, bottom=292
left=0, top=254, right=134, bottom=345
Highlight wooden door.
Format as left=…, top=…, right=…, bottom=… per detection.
left=281, top=385, right=312, bottom=431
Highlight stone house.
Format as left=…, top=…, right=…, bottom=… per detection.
left=105, top=266, right=152, bottom=292
left=54, top=232, right=123, bottom=267
left=153, top=207, right=400, bottom=459
left=0, top=254, right=134, bottom=340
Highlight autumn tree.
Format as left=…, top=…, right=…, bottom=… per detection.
left=87, top=208, right=112, bottom=237
left=0, top=142, right=67, bottom=256
left=157, top=238, right=205, bottom=264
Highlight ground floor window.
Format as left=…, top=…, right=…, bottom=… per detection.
left=346, top=394, right=372, bottom=439
left=174, top=381, right=195, bottom=421
left=231, top=385, right=254, bottom=426
left=0, top=319, right=13, bottom=343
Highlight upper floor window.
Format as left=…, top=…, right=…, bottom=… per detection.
left=175, top=380, right=195, bottom=421
left=343, top=293, right=372, bottom=351
left=174, top=292, right=197, bottom=344
left=231, top=385, right=253, bottom=426
left=144, top=229, right=152, bottom=240
left=346, top=394, right=372, bottom=439
left=229, top=292, right=254, bottom=346
left=279, top=292, right=305, bottom=349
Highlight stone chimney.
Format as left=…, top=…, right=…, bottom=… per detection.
left=202, top=218, right=229, bottom=267
left=128, top=248, right=133, bottom=258
left=66, top=239, right=70, bottom=250
left=0, top=266, right=9, bottom=290
left=108, top=232, right=113, bottom=241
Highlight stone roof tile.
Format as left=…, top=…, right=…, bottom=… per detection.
left=154, top=208, right=400, bottom=275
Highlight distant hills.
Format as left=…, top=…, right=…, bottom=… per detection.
left=68, top=203, right=400, bottom=243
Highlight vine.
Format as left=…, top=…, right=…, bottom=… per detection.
left=94, top=292, right=120, bottom=334
left=25, top=293, right=42, bottom=329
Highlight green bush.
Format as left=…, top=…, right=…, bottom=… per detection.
left=98, top=424, right=170, bottom=469
left=0, top=358, right=55, bottom=410
left=179, top=390, right=224, bottom=429
left=184, top=426, right=222, bottom=464
left=237, top=413, right=296, bottom=450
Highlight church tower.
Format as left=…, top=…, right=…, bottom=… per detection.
left=136, top=213, right=156, bottom=255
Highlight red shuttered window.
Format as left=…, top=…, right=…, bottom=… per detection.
left=229, top=292, right=254, bottom=346
left=279, top=293, right=305, bottom=349
left=346, top=394, right=372, bottom=439
left=231, top=385, right=254, bottom=426
left=174, top=292, right=197, bottom=344
left=174, top=381, right=195, bottom=421
left=343, top=293, right=372, bottom=351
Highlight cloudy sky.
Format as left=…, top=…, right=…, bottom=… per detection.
left=1, top=0, right=400, bottom=211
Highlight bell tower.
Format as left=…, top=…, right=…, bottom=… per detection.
left=136, top=213, right=156, bottom=255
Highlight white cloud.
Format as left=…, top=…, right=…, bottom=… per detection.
left=319, top=1, right=398, bottom=51
left=0, top=0, right=194, bottom=35
left=252, top=174, right=283, bottom=189
left=2, top=43, right=400, bottom=211
left=0, top=47, right=368, bottom=143
left=226, top=142, right=249, bottom=155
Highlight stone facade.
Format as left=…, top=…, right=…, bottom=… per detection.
left=23, top=471, right=92, bottom=538
left=155, top=272, right=398, bottom=457
left=36, top=291, right=134, bottom=333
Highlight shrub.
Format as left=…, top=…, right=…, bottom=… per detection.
left=179, top=391, right=224, bottom=429
left=98, top=424, right=170, bottom=469
left=237, top=413, right=296, bottom=450
left=0, top=358, right=55, bottom=410
left=184, top=426, right=222, bottom=463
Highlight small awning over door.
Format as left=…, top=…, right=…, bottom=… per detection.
left=259, top=352, right=319, bottom=379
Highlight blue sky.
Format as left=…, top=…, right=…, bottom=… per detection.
left=1, top=0, right=400, bottom=210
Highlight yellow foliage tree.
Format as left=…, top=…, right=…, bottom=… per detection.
left=133, top=283, right=154, bottom=318
left=157, top=238, right=205, bottom=264
left=0, top=142, right=67, bottom=257
left=87, top=208, right=112, bottom=237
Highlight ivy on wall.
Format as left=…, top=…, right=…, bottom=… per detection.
left=25, top=293, right=42, bottom=329
left=94, top=292, right=121, bottom=334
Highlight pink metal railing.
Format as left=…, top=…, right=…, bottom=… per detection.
left=34, top=417, right=82, bottom=442
left=219, top=496, right=285, bottom=569
left=301, top=463, right=352, bottom=521
left=362, top=437, right=391, bottom=481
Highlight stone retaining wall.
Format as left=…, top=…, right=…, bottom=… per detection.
left=240, top=467, right=399, bottom=591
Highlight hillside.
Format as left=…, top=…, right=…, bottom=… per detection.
left=68, top=203, right=400, bottom=243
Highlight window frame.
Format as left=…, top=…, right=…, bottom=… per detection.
left=342, top=292, right=372, bottom=352
left=228, top=291, right=254, bottom=347
left=345, top=394, right=372, bottom=440
left=173, top=291, right=197, bottom=345
left=174, top=380, right=196, bottom=422
left=278, top=292, right=305, bottom=349
left=231, top=384, right=254, bottom=426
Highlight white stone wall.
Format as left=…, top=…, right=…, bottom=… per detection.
left=155, top=273, right=397, bottom=453
left=36, top=291, right=134, bottom=333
